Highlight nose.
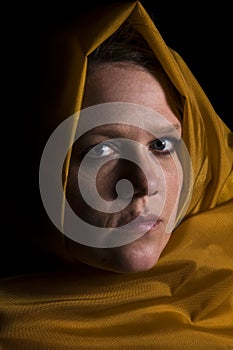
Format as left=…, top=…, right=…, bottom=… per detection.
left=118, top=146, right=161, bottom=199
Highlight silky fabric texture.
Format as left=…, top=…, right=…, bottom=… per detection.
left=1, top=1, right=233, bottom=349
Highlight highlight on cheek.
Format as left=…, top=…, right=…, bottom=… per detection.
left=39, top=102, right=194, bottom=248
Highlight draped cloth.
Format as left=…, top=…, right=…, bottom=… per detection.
left=1, top=1, right=233, bottom=349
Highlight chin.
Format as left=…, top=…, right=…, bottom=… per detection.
left=66, top=233, right=167, bottom=274
left=90, top=259, right=158, bottom=274
left=110, top=260, right=158, bottom=274
left=97, top=243, right=162, bottom=274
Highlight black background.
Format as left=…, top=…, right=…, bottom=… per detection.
left=5, top=0, right=232, bottom=130
left=2, top=1, right=232, bottom=276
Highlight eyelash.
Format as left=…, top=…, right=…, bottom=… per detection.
left=80, top=138, right=179, bottom=159
left=81, top=142, right=117, bottom=158
left=149, top=138, right=178, bottom=156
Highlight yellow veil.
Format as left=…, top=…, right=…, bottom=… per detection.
left=1, top=1, right=233, bottom=349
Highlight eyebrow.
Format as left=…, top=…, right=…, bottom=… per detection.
left=88, top=123, right=181, bottom=138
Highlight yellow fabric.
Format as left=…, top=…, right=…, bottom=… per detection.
left=1, top=1, right=233, bottom=349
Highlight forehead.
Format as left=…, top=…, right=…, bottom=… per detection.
left=82, top=63, right=180, bottom=127
left=75, top=103, right=181, bottom=147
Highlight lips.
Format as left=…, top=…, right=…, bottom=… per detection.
left=118, top=214, right=161, bottom=233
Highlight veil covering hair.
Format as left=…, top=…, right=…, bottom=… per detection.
left=1, top=1, right=233, bottom=348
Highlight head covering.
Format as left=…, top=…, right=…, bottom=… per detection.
left=1, top=1, right=233, bottom=348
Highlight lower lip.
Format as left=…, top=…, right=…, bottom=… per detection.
left=120, top=220, right=162, bottom=233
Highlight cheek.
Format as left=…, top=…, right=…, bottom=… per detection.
left=66, top=161, right=118, bottom=227
left=95, top=161, right=119, bottom=201
left=161, top=157, right=183, bottom=208
left=158, top=158, right=183, bottom=233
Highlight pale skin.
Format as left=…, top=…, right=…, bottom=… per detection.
left=65, top=62, right=182, bottom=273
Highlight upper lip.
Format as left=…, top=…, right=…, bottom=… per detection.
left=136, top=214, right=159, bottom=223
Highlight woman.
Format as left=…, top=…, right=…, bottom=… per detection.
left=59, top=22, right=191, bottom=274
left=1, top=1, right=233, bottom=348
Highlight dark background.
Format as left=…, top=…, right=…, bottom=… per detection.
left=2, top=1, right=232, bottom=277
left=6, top=0, right=232, bottom=129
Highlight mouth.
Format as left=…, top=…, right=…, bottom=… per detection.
left=117, top=214, right=162, bottom=233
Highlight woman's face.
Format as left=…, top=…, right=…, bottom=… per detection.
left=65, top=63, right=182, bottom=273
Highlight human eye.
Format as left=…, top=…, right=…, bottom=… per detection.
left=149, top=137, right=179, bottom=156
left=84, top=142, right=118, bottom=159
